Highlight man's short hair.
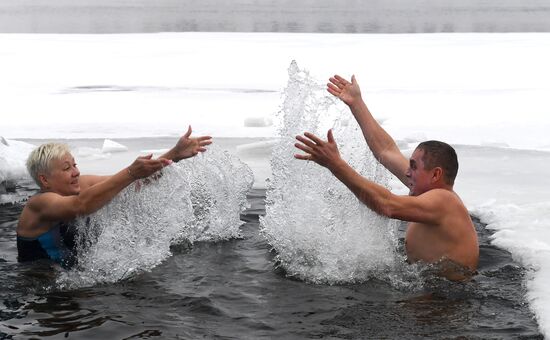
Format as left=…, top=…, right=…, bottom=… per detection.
left=416, top=140, right=458, bottom=185
left=26, top=143, right=71, bottom=187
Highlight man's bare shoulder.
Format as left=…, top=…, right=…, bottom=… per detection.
left=423, top=188, right=463, bottom=202
left=422, top=188, right=472, bottom=229
left=417, top=188, right=467, bottom=213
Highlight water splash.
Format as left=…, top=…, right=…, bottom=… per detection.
left=260, top=61, right=412, bottom=285
left=57, top=146, right=253, bottom=288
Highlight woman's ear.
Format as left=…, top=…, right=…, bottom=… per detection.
left=38, top=174, right=49, bottom=189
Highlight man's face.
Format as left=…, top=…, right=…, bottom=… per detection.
left=40, top=153, right=81, bottom=196
left=405, top=148, right=433, bottom=196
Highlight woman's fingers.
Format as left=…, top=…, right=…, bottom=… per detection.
left=183, top=125, right=192, bottom=139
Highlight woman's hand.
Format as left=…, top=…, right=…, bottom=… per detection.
left=171, top=126, right=212, bottom=162
left=127, top=154, right=171, bottom=180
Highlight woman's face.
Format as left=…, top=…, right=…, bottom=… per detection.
left=40, top=153, right=81, bottom=196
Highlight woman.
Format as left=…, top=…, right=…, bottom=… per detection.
left=17, top=126, right=211, bottom=266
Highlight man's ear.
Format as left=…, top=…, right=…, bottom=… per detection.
left=431, top=167, right=443, bottom=183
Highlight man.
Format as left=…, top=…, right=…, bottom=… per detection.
left=17, top=126, right=211, bottom=267
left=294, top=75, right=478, bottom=280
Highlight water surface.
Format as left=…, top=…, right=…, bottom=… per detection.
left=0, top=188, right=542, bottom=339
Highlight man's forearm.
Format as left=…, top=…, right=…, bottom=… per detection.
left=329, top=158, right=392, bottom=217
left=348, top=99, right=400, bottom=162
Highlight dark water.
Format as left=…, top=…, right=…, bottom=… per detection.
left=0, top=186, right=542, bottom=339
left=1, top=0, right=550, bottom=33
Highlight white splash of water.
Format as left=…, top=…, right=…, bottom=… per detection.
left=57, top=146, right=253, bottom=287
left=260, top=61, right=408, bottom=285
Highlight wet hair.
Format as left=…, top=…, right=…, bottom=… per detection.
left=26, top=143, right=71, bottom=187
left=416, top=140, right=458, bottom=185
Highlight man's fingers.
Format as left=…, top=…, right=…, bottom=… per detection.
left=327, top=129, right=335, bottom=144
left=327, top=82, right=340, bottom=90
left=328, top=76, right=340, bottom=86
left=199, top=139, right=212, bottom=146
left=327, top=83, right=339, bottom=91
left=296, top=135, right=317, bottom=149
left=294, top=142, right=314, bottom=155
left=327, top=87, right=340, bottom=97
left=351, top=74, right=357, bottom=84
left=329, top=77, right=346, bottom=90
left=334, top=75, right=350, bottom=86
left=198, top=136, right=212, bottom=142
left=294, top=154, right=311, bottom=161
left=303, top=132, right=324, bottom=145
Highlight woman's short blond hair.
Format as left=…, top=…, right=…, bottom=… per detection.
left=26, top=143, right=71, bottom=186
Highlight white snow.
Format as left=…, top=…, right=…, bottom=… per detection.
left=1, top=32, right=550, bottom=336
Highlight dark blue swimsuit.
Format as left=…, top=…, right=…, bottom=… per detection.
left=17, top=221, right=77, bottom=267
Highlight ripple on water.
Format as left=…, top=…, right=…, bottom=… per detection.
left=0, top=191, right=543, bottom=339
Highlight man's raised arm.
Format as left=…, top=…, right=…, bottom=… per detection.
left=294, top=130, right=446, bottom=224
left=328, top=75, right=409, bottom=186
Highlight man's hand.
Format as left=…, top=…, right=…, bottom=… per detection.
left=327, top=75, right=362, bottom=108
left=294, top=129, right=343, bottom=170
left=171, top=126, right=212, bottom=162
left=127, top=154, right=172, bottom=180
